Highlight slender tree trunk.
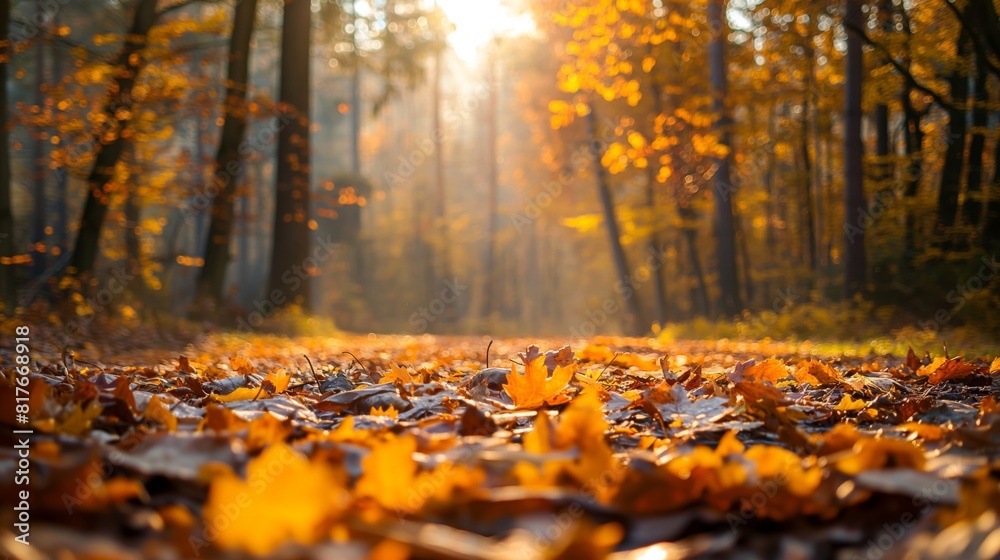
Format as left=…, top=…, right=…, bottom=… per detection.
left=763, top=104, right=777, bottom=255
left=124, top=177, right=143, bottom=295
left=801, top=28, right=818, bottom=274
left=268, top=0, right=312, bottom=309
left=801, top=94, right=817, bottom=272
left=431, top=17, right=451, bottom=288
left=53, top=12, right=67, bottom=257
left=844, top=0, right=867, bottom=298
left=984, top=120, right=1000, bottom=251
left=902, top=95, right=925, bottom=263
left=0, top=0, right=15, bottom=311
left=961, top=57, right=987, bottom=233
left=708, top=0, right=741, bottom=316
left=481, top=49, right=499, bottom=320
left=69, top=0, right=158, bottom=275
left=643, top=76, right=667, bottom=325
left=935, top=26, right=971, bottom=246
left=588, top=108, right=643, bottom=334
left=31, top=18, right=47, bottom=277
left=350, top=0, right=361, bottom=175
left=197, top=0, right=259, bottom=305
left=680, top=205, right=710, bottom=318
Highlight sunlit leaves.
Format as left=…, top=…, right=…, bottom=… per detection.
left=503, top=355, right=577, bottom=409
left=202, top=444, right=347, bottom=555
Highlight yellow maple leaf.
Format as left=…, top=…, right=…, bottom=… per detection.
left=245, top=412, right=293, bottom=452
left=990, top=358, right=1000, bottom=374
left=229, top=356, right=256, bottom=375
left=355, top=436, right=420, bottom=511
left=795, top=360, right=842, bottom=385
left=833, top=394, right=867, bottom=411
left=743, top=357, right=790, bottom=384
left=503, top=355, right=577, bottom=409
left=202, top=444, right=346, bottom=555
left=264, top=369, right=291, bottom=394
left=213, top=386, right=263, bottom=403
left=378, top=364, right=413, bottom=385
left=144, top=395, right=177, bottom=432
left=370, top=405, right=399, bottom=419
left=835, top=437, right=926, bottom=475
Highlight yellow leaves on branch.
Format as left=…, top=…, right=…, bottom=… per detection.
left=503, top=355, right=577, bottom=409
left=202, top=444, right=347, bottom=556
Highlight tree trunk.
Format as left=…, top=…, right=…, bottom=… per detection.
left=31, top=18, right=47, bottom=277
left=197, top=0, right=259, bottom=306
left=480, top=49, right=499, bottom=320
left=68, top=0, right=159, bottom=275
left=0, top=0, right=15, bottom=311
left=643, top=76, right=668, bottom=325
left=801, top=94, right=817, bottom=272
left=935, top=26, right=971, bottom=246
left=708, top=0, right=741, bottom=316
left=350, top=0, right=361, bottom=175
left=587, top=108, right=643, bottom=334
left=961, top=56, right=987, bottom=234
left=984, top=118, right=1000, bottom=251
left=431, top=29, right=450, bottom=284
left=268, top=0, right=312, bottom=309
left=902, top=93, right=925, bottom=263
left=680, top=205, right=710, bottom=318
left=844, top=0, right=867, bottom=298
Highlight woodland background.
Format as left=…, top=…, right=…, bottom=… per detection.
left=0, top=0, right=998, bottom=351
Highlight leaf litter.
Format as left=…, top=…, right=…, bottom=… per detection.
left=1, top=332, right=998, bottom=559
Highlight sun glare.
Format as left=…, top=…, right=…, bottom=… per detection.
left=436, top=0, right=536, bottom=61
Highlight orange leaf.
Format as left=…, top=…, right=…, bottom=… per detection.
left=833, top=394, right=866, bottom=411
left=144, top=395, right=177, bottom=432
left=229, top=356, right=256, bottom=375
left=743, top=357, right=789, bottom=384
left=202, top=444, right=347, bottom=555
left=378, top=363, right=413, bottom=385
left=503, top=355, right=577, bottom=409
left=923, top=357, right=980, bottom=384
left=795, top=360, right=842, bottom=385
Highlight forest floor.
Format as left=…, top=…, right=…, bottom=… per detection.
left=1, top=325, right=999, bottom=559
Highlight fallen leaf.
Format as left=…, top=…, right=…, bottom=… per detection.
left=833, top=394, right=867, bottom=411
left=202, top=443, right=347, bottom=555
left=503, top=354, right=576, bottom=409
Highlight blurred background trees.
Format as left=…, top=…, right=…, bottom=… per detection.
left=1, top=0, right=998, bottom=342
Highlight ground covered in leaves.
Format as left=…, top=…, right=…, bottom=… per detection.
left=1, top=329, right=999, bottom=559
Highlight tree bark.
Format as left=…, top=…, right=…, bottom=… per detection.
left=708, top=0, right=741, bottom=316
left=984, top=125, right=1000, bottom=251
left=31, top=14, right=47, bottom=277
left=844, top=0, right=867, bottom=298
left=902, top=92, right=925, bottom=262
left=587, top=108, right=643, bottom=335
left=935, top=23, right=971, bottom=246
left=268, top=0, right=312, bottom=309
left=961, top=56, right=987, bottom=233
left=643, top=75, right=668, bottom=325
left=197, top=0, right=259, bottom=305
left=480, top=48, right=499, bottom=320
left=0, top=0, right=15, bottom=311
left=68, top=0, right=159, bottom=275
